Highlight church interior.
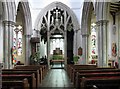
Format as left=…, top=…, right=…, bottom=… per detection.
left=0, top=0, right=120, bottom=88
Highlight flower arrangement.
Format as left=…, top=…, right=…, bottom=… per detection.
left=30, top=51, right=40, bottom=64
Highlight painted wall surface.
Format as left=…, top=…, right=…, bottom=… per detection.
left=40, top=40, right=47, bottom=58
left=77, top=30, right=82, bottom=53
left=0, top=19, right=3, bottom=63
left=107, top=13, right=113, bottom=60
left=118, top=14, right=120, bottom=68
left=28, top=0, right=83, bottom=28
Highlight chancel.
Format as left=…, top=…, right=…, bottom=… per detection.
left=1, top=0, right=120, bottom=89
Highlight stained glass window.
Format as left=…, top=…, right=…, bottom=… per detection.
left=91, top=23, right=96, bottom=55
left=17, top=31, right=22, bottom=55
left=13, top=25, right=22, bottom=56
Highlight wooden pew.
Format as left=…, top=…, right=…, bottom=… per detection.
left=2, top=78, right=29, bottom=89
left=2, top=74, right=36, bottom=89
left=75, top=69, right=120, bottom=89
left=70, top=65, right=115, bottom=86
left=80, top=76, right=120, bottom=89
left=14, top=65, right=48, bottom=81
left=2, top=69, right=40, bottom=88
left=67, top=64, right=74, bottom=78
left=72, top=67, right=115, bottom=86
left=69, top=64, right=97, bottom=82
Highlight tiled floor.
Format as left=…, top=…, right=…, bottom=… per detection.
left=51, top=63, right=64, bottom=69
left=40, top=68, right=73, bottom=88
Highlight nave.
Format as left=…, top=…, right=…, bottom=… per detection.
left=40, top=68, right=73, bottom=88
left=2, top=64, right=120, bottom=89
left=1, top=64, right=74, bottom=89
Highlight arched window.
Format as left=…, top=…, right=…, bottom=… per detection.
left=91, top=23, right=97, bottom=55
left=13, top=25, right=22, bottom=56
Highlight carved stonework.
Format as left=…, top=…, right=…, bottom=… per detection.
left=40, top=5, right=75, bottom=43
left=96, top=20, right=108, bottom=26
left=112, top=43, right=117, bottom=57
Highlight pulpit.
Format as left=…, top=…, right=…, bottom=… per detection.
left=30, top=37, right=40, bottom=54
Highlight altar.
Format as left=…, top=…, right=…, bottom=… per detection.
left=50, top=48, right=64, bottom=68
left=51, top=59, right=64, bottom=67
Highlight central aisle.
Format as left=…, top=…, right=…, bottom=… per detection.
left=40, top=69, right=74, bottom=88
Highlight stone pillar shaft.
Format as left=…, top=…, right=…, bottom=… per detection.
left=96, top=20, right=108, bottom=67
left=64, top=30, right=67, bottom=66
left=82, top=34, right=89, bottom=64
left=25, top=34, right=31, bottom=65
left=73, top=30, right=78, bottom=56
left=47, top=31, right=50, bottom=68
left=3, top=21, right=14, bottom=69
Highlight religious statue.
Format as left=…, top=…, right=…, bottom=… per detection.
left=112, top=43, right=117, bottom=57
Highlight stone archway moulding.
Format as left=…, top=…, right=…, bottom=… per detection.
left=34, top=1, right=80, bottom=32
left=2, top=0, right=32, bottom=67
left=81, top=2, right=94, bottom=35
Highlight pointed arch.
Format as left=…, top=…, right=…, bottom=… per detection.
left=81, top=2, right=94, bottom=35
left=2, top=1, right=16, bottom=22
left=34, top=1, right=80, bottom=31
left=16, top=1, right=32, bottom=35
left=15, top=1, right=32, bottom=65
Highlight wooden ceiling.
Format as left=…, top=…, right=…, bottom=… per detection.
left=110, top=1, right=120, bottom=14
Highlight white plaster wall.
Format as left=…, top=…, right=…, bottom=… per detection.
left=40, top=40, right=47, bottom=58
left=28, top=0, right=83, bottom=29
left=107, top=13, right=115, bottom=60
left=0, top=2, right=3, bottom=63
left=116, top=14, right=119, bottom=62
left=116, top=14, right=120, bottom=61
left=0, top=19, right=3, bottom=63
left=77, top=30, right=82, bottom=50
left=118, top=14, right=120, bottom=68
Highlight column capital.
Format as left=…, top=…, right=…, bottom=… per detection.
left=82, top=34, right=89, bottom=37
left=25, top=34, right=31, bottom=38
left=96, top=20, right=109, bottom=26
left=74, top=29, right=80, bottom=33
left=3, top=20, right=15, bottom=26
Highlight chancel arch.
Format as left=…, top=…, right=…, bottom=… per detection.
left=34, top=1, right=80, bottom=68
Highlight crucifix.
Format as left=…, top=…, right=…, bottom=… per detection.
left=55, top=9, right=60, bottom=26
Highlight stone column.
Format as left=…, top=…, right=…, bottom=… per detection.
left=96, top=20, right=108, bottom=67
left=0, top=63, right=2, bottom=88
left=73, top=30, right=78, bottom=56
left=3, top=21, right=14, bottom=69
left=47, top=31, right=50, bottom=69
left=81, top=34, right=89, bottom=64
left=14, top=29, right=19, bottom=53
left=25, top=34, right=31, bottom=65
left=64, top=30, right=67, bottom=69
